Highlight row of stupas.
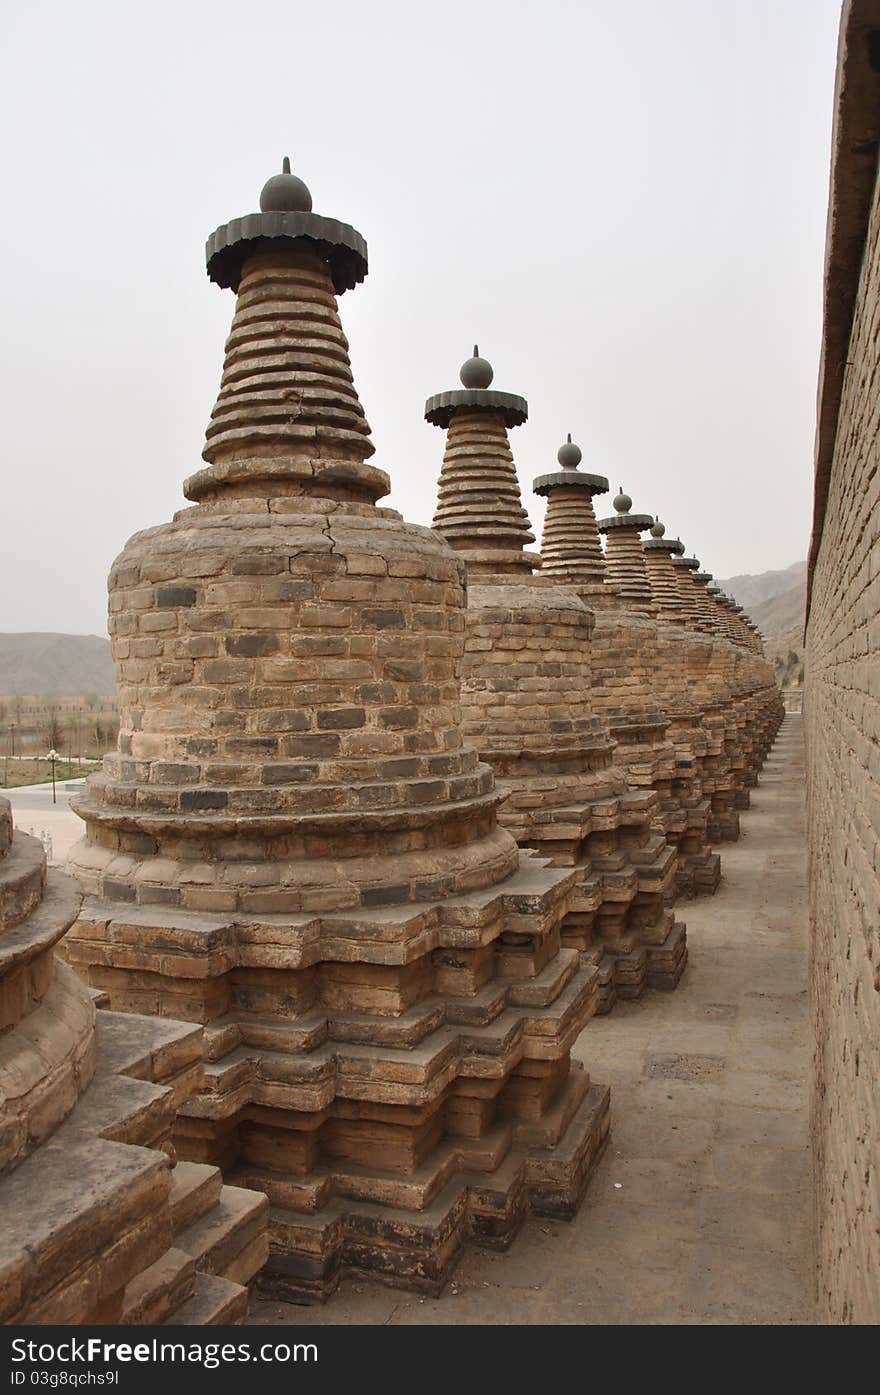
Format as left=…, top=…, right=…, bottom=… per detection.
left=4, top=157, right=781, bottom=1319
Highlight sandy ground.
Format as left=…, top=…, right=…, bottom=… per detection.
left=251, top=713, right=814, bottom=1326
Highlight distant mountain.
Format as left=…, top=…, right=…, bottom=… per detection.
left=715, top=560, right=807, bottom=613
left=713, top=563, right=807, bottom=687
left=750, top=582, right=806, bottom=639
left=0, top=634, right=115, bottom=697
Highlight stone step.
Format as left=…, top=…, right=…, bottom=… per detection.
left=170, top=1161, right=223, bottom=1236
left=175, top=1183, right=269, bottom=1282
left=0, top=871, right=79, bottom=982
left=0, top=1125, right=170, bottom=1323
left=121, top=1247, right=195, bottom=1326
left=0, top=833, right=45, bottom=934
left=163, top=1271, right=249, bottom=1325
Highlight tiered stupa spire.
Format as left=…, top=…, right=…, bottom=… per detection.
left=427, top=348, right=535, bottom=575
left=597, top=490, right=656, bottom=614
left=532, top=435, right=609, bottom=595
left=672, top=551, right=706, bottom=627
left=643, top=518, right=686, bottom=617
left=692, top=568, right=722, bottom=630
left=190, top=157, right=379, bottom=505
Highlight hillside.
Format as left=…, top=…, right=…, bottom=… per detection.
left=0, top=633, right=115, bottom=697
left=714, top=563, right=807, bottom=688
left=715, top=560, right=807, bottom=612
left=750, top=582, right=806, bottom=638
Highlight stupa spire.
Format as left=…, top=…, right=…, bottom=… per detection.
left=671, top=552, right=706, bottom=626
left=597, top=489, right=655, bottom=613
left=532, top=435, right=610, bottom=595
left=426, top=348, right=536, bottom=575
left=643, top=517, right=686, bottom=616
left=187, top=156, right=381, bottom=506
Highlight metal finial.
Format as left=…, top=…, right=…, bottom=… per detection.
left=557, top=434, right=582, bottom=469
left=260, top=156, right=313, bottom=213
left=459, top=346, right=494, bottom=389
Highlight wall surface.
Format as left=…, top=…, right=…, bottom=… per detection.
left=805, top=2, right=880, bottom=1323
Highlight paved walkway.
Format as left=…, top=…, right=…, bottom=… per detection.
left=252, top=715, right=815, bottom=1325
left=3, top=781, right=85, bottom=864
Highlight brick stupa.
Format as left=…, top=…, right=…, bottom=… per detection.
left=427, top=357, right=687, bottom=1006
left=647, top=529, right=780, bottom=810
left=537, top=452, right=720, bottom=893
left=671, top=552, right=774, bottom=816
left=0, top=798, right=267, bottom=1324
left=64, top=162, right=610, bottom=1302
left=698, top=580, right=782, bottom=786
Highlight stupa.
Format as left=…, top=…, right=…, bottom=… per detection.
left=703, top=588, right=782, bottom=780
left=0, top=798, right=266, bottom=1324
left=427, top=362, right=687, bottom=1006
left=674, top=555, right=778, bottom=813
left=63, top=161, right=610, bottom=1302
left=536, top=452, right=719, bottom=894
left=665, top=550, right=743, bottom=838
left=638, top=519, right=724, bottom=890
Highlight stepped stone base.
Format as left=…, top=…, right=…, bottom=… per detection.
left=0, top=1009, right=267, bottom=1325
left=252, top=1076, right=610, bottom=1302
left=64, top=847, right=611, bottom=1304
left=678, top=849, right=722, bottom=897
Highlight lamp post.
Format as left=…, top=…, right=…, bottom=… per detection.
left=47, top=748, right=59, bottom=805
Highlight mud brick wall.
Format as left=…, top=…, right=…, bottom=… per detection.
left=805, top=58, right=880, bottom=1323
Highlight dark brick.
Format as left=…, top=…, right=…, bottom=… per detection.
left=185, top=738, right=219, bottom=757
left=156, top=585, right=197, bottom=607
left=151, top=762, right=199, bottom=785
left=226, top=634, right=279, bottom=657
left=230, top=554, right=287, bottom=575
left=103, top=878, right=137, bottom=903
left=293, top=636, right=347, bottom=657
left=362, top=608, right=406, bottom=629
left=383, top=758, right=420, bottom=778
left=414, top=877, right=453, bottom=901
left=225, top=737, right=279, bottom=756
left=317, top=708, right=366, bottom=730
left=262, top=763, right=319, bottom=785
left=407, top=780, right=446, bottom=804
left=361, top=883, right=410, bottom=907
left=255, top=710, right=310, bottom=733
left=180, top=789, right=228, bottom=811
left=378, top=706, right=419, bottom=729
left=356, top=683, right=398, bottom=703
left=283, top=733, right=341, bottom=758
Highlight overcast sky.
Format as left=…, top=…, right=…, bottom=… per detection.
left=1, top=0, right=840, bottom=636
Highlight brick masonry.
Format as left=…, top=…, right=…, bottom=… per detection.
left=805, top=0, right=880, bottom=1325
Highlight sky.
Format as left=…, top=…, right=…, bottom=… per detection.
left=0, top=0, right=841, bottom=636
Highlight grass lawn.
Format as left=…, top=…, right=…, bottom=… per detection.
left=0, top=758, right=98, bottom=789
